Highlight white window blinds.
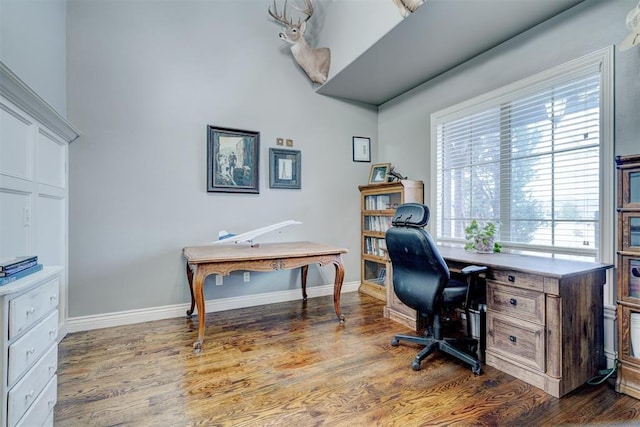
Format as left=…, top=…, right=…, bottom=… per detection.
left=432, top=53, right=609, bottom=258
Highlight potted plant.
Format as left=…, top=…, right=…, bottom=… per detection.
left=464, top=220, right=501, bottom=253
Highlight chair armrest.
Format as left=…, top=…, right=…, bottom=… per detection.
left=460, top=265, right=488, bottom=276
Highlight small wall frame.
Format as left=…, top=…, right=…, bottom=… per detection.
left=352, top=136, right=371, bottom=162
left=269, top=148, right=301, bottom=189
left=368, top=163, right=390, bottom=184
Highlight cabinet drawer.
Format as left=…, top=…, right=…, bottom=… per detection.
left=9, top=277, right=58, bottom=339
left=486, top=269, right=544, bottom=292
left=487, top=282, right=545, bottom=324
left=8, top=344, right=57, bottom=427
left=8, top=310, right=58, bottom=387
left=486, top=311, right=546, bottom=372
left=15, top=375, right=56, bottom=427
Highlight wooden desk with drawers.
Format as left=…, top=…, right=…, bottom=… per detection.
left=385, top=245, right=612, bottom=398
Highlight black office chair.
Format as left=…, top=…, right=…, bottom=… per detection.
left=385, top=203, right=486, bottom=375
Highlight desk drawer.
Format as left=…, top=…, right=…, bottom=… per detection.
left=486, top=311, right=545, bottom=372
left=487, top=282, right=545, bottom=324
left=486, top=269, right=544, bottom=292
left=9, top=277, right=58, bottom=339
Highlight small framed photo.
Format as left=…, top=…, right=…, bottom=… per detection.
left=207, top=125, right=259, bottom=193
left=352, top=136, right=371, bottom=162
left=369, top=163, right=391, bottom=184
left=269, top=148, right=301, bottom=189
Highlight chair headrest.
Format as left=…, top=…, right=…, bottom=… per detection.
left=391, top=203, right=430, bottom=227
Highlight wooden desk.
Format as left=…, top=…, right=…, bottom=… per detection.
left=385, top=245, right=613, bottom=398
left=183, top=241, right=348, bottom=351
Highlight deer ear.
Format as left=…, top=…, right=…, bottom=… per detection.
left=300, top=20, right=307, bottom=33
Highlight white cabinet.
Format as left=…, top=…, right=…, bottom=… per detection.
left=0, top=268, right=60, bottom=427
left=0, top=62, right=78, bottom=426
left=0, top=61, right=79, bottom=340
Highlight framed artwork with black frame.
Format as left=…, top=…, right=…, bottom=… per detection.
left=269, top=148, right=301, bottom=189
left=369, top=163, right=390, bottom=184
left=207, top=125, right=259, bottom=193
left=352, top=136, right=371, bottom=162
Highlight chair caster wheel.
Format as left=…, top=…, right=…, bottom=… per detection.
left=411, top=360, right=421, bottom=371
left=472, top=365, right=482, bottom=375
left=391, top=338, right=399, bottom=346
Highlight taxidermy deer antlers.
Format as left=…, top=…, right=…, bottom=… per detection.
left=393, top=0, right=426, bottom=17
left=268, top=0, right=331, bottom=84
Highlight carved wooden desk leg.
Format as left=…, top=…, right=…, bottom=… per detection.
left=192, top=267, right=207, bottom=353
left=185, top=262, right=196, bottom=317
left=301, top=265, right=309, bottom=300
left=333, top=255, right=346, bottom=323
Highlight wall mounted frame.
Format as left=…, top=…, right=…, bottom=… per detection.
left=269, top=148, right=301, bottom=189
left=207, top=125, right=259, bottom=193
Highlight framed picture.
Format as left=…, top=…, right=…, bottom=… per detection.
left=270, top=148, right=301, bottom=189
left=352, top=136, right=371, bottom=162
left=369, top=163, right=390, bottom=184
left=207, top=126, right=259, bottom=193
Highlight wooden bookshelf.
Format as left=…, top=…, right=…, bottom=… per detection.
left=358, top=180, right=423, bottom=302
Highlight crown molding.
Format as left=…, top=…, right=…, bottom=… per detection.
left=0, top=61, right=80, bottom=143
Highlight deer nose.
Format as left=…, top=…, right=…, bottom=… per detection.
left=279, top=32, right=286, bottom=39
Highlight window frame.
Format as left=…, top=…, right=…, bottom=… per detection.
left=429, top=47, right=614, bottom=263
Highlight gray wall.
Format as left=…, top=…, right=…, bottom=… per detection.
left=6, top=0, right=638, bottom=321
left=0, top=0, right=67, bottom=114
left=66, top=0, right=378, bottom=317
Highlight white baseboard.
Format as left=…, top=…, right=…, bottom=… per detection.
left=604, top=303, right=617, bottom=367
left=65, top=281, right=360, bottom=333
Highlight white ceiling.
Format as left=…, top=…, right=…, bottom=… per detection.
left=316, top=0, right=586, bottom=106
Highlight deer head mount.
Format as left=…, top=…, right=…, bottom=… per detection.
left=268, top=0, right=331, bottom=85
left=393, top=0, right=426, bottom=18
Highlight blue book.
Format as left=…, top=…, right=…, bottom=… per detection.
left=0, top=256, right=38, bottom=272
left=0, top=264, right=43, bottom=286
left=0, top=259, right=38, bottom=277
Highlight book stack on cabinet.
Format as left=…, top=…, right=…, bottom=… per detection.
left=358, top=180, right=423, bottom=303
left=0, top=257, right=42, bottom=286
left=616, top=154, right=640, bottom=398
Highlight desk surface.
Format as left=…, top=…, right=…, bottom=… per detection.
left=183, top=241, right=348, bottom=264
left=437, top=245, right=612, bottom=278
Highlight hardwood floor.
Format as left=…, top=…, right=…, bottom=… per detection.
left=56, top=292, right=640, bottom=426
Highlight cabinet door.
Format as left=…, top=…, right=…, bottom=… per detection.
left=0, top=191, right=31, bottom=258
left=619, top=305, right=640, bottom=366
left=620, top=166, right=640, bottom=209
left=622, top=212, right=640, bottom=252
left=620, top=256, right=640, bottom=302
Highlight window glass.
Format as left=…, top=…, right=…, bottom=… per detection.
left=433, top=54, right=609, bottom=258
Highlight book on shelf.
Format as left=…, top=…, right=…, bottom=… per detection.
left=0, top=256, right=38, bottom=273
left=0, top=264, right=43, bottom=286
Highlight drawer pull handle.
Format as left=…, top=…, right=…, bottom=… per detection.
left=25, top=390, right=35, bottom=400
left=509, top=298, right=517, bottom=306
left=508, top=275, right=516, bottom=282
left=26, top=347, right=35, bottom=355
left=26, top=307, right=35, bottom=315
left=48, top=363, right=57, bottom=372
left=50, top=294, right=58, bottom=301
left=509, top=335, right=517, bottom=343
left=49, top=328, right=57, bottom=336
